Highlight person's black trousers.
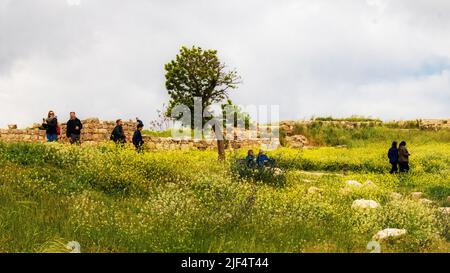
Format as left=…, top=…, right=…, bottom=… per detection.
left=399, top=162, right=409, bottom=172
left=390, top=162, right=398, bottom=174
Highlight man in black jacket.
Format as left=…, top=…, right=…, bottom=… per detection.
left=111, top=119, right=126, bottom=144
left=66, top=112, right=83, bottom=144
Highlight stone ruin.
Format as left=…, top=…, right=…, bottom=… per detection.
left=0, top=118, right=279, bottom=151
left=0, top=118, right=136, bottom=143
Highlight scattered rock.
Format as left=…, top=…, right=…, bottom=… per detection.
left=345, top=180, right=362, bottom=187
left=351, top=199, right=379, bottom=210
left=273, top=168, right=283, bottom=176
left=285, top=135, right=308, bottom=148
left=419, top=198, right=433, bottom=205
left=307, top=186, right=322, bottom=195
left=411, top=192, right=425, bottom=200
left=363, top=180, right=377, bottom=187
left=390, top=192, right=402, bottom=200
left=438, top=207, right=450, bottom=215
left=372, top=228, right=407, bottom=241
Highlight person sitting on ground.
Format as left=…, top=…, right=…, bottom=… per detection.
left=132, top=123, right=145, bottom=152
left=398, top=141, right=410, bottom=172
left=387, top=141, right=399, bottom=174
left=256, top=149, right=270, bottom=167
left=42, top=110, right=58, bottom=142
left=110, top=119, right=126, bottom=144
left=66, top=112, right=83, bottom=145
left=245, top=149, right=256, bottom=167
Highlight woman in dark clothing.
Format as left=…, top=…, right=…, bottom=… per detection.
left=388, top=141, right=399, bottom=174
left=42, top=111, right=58, bottom=142
left=398, top=141, right=411, bottom=172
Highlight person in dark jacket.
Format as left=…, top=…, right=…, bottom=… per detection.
left=110, top=119, right=126, bottom=144
left=132, top=123, right=144, bottom=152
left=42, top=110, right=58, bottom=142
left=387, top=141, right=399, bottom=174
left=66, top=112, right=83, bottom=145
left=245, top=149, right=256, bottom=168
left=256, top=149, right=270, bottom=167
left=398, top=141, right=410, bottom=172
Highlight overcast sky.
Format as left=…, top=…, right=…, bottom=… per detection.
left=1, top=0, right=449, bottom=128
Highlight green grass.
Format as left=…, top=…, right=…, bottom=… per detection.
left=313, top=115, right=382, bottom=123
left=0, top=138, right=449, bottom=253
left=141, top=129, right=173, bottom=137
left=287, top=121, right=450, bottom=147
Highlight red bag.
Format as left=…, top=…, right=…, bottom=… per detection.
left=56, top=125, right=61, bottom=136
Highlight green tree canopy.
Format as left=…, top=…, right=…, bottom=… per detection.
left=164, top=46, right=241, bottom=125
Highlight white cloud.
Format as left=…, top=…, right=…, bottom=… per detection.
left=0, top=0, right=449, bottom=127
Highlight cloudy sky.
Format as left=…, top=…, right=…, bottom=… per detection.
left=1, top=0, right=449, bottom=128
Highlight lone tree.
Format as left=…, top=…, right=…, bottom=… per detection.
left=165, top=46, right=241, bottom=160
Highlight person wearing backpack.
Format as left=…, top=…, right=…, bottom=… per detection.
left=110, top=119, right=126, bottom=144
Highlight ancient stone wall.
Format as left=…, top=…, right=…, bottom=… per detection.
left=279, top=119, right=450, bottom=135
left=1, top=118, right=137, bottom=143
left=0, top=118, right=277, bottom=151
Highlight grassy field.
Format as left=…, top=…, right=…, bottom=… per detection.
left=0, top=129, right=449, bottom=253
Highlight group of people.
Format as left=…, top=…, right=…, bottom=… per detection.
left=41, top=111, right=145, bottom=151
left=243, top=141, right=412, bottom=174
left=245, top=149, right=272, bottom=168
left=42, top=111, right=83, bottom=144
left=40, top=111, right=414, bottom=170
left=110, top=118, right=145, bottom=152
left=388, top=141, right=411, bottom=173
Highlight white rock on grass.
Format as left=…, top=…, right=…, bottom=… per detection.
left=411, top=192, right=425, bottom=200
left=363, top=180, right=377, bottom=187
left=438, top=207, right=450, bottom=215
left=419, top=198, right=434, bottom=205
left=273, top=168, right=283, bottom=176
left=372, top=228, right=407, bottom=241
left=390, top=192, right=402, bottom=200
left=345, top=180, right=362, bottom=187
left=351, top=199, right=379, bottom=210
left=307, top=186, right=322, bottom=195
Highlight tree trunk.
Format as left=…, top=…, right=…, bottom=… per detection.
left=217, top=139, right=225, bottom=161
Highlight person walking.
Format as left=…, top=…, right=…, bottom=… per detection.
left=110, top=119, right=126, bottom=144
left=66, top=112, right=83, bottom=145
left=388, top=141, right=399, bottom=174
left=398, top=141, right=411, bottom=172
left=132, top=123, right=145, bottom=152
left=42, top=111, right=59, bottom=142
